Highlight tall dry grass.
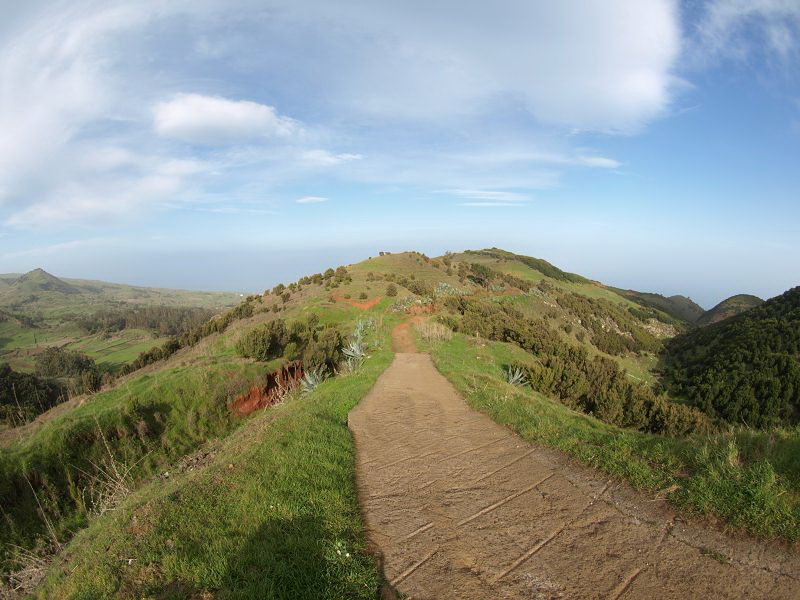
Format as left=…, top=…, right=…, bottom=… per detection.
left=416, top=321, right=453, bottom=344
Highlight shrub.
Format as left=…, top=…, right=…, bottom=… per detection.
left=36, top=347, right=96, bottom=379
left=359, top=292, right=368, bottom=300
left=386, top=284, right=397, bottom=297
left=236, top=320, right=289, bottom=362
left=303, top=327, right=345, bottom=371
left=0, top=364, right=65, bottom=426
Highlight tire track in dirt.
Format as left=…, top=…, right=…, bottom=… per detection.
left=348, top=328, right=799, bottom=599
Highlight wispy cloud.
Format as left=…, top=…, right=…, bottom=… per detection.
left=296, top=196, right=328, bottom=204
left=459, top=202, right=525, bottom=208
left=154, top=93, right=299, bottom=144
left=0, top=237, right=117, bottom=260
left=691, top=0, right=800, bottom=65
left=300, top=150, right=363, bottom=167
left=193, top=206, right=277, bottom=214
left=442, top=189, right=533, bottom=205
left=0, top=1, right=674, bottom=231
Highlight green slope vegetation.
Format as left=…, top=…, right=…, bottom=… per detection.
left=608, top=288, right=705, bottom=323
left=0, top=268, right=239, bottom=376
left=424, top=332, right=799, bottom=542
left=660, top=287, right=800, bottom=428
left=35, top=333, right=394, bottom=599
left=5, top=268, right=80, bottom=297
left=1, top=258, right=394, bottom=595
left=2, top=249, right=798, bottom=597
left=463, top=248, right=589, bottom=283
left=696, top=293, right=764, bottom=326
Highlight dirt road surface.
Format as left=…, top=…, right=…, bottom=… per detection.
left=349, top=347, right=799, bottom=598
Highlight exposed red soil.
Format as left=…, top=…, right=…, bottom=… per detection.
left=332, top=294, right=382, bottom=311
left=231, top=361, right=304, bottom=417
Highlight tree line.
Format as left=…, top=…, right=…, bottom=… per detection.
left=75, top=305, right=216, bottom=337
left=660, top=286, right=800, bottom=428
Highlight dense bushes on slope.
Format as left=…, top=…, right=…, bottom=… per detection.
left=610, top=288, right=705, bottom=323
left=555, top=293, right=662, bottom=356
left=75, top=305, right=215, bottom=337
left=35, top=347, right=97, bottom=379
left=236, top=315, right=346, bottom=372
left=517, top=354, right=710, bottom=436
left=695, top=294, right=763, bottom=326
left=0, top=364, right=65, bottom=426
left=442, top=297, right=711, bottom=435
left=465, top=248, right=588, bottom=283
left=660, top=286, right=800, bottom=428
left=36, top=347, right=102, bottom=396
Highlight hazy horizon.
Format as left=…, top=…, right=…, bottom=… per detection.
left=1, top=1, right=798, bottom=308
left=1, top=240, right=793, bottom=310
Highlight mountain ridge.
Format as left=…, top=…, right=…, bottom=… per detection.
left=696, top=293, right=764, bottom=326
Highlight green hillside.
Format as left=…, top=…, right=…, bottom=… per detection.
left=660, top=287, right=800, bottom=427
left=696, top=293, right=764, bottom=326
left=6, top=268, right=79, bottom=297
left=463, top=248, right=589, bottom=283
left=609, top=288, right=705, bottom=323
left=1, top=250, right=798, bottom=597
left=0, top=269, right=241, bottom=375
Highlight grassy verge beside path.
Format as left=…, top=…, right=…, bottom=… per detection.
left=426, top=333, right=800, bottom=545
left=35, top=337, right=394, bottom=599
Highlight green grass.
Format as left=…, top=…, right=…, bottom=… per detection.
left=0, top=355, right=273, bottom=572
left=64, top=329, right=167, bottom=368
left=35, top=330, right=394, bottom=599
left=0, top=273, right=240, bottom=373
left=469, top=255, right=639, bottom=307
left=425, top=333, right=800, bottom=543
left=0, top=323, right=167, bottom=372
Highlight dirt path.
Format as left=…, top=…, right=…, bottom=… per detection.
left=349, top=334, right=799, bottom=598
left=390, top=317, right=424, bottom=353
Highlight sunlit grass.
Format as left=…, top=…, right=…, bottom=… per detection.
left=427, top=333, right=800, bottom=543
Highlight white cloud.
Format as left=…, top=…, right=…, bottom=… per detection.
left=460, top=202, right=524, bottom=208
left=5, top=158, right=202, bottom=228
left=576, top=156, right=622, bottom=169
left=296, top=196, right=328, bottom=204
left=261, top=0, right=681, bottom=132
left=154, top=93, right=298, bottom=144
left=0, top=1, right=676, bottom=230
left=300, top=150, right=363, bottom=166
left=0, top=237, right=117, bottom=261
left=692, top=0, right=800, bottom=64
left=444, top=189, right=532, bottom=203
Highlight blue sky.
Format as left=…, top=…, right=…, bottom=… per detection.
left=0, top=0, right=798, bottom=307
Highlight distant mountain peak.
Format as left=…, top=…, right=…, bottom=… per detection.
left=10, top=268, right=79, bottom=295
left=696, top=294, right=763, bottom=326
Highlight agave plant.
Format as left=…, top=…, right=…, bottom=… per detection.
left=343, top=319, right=373, bottom=372
left=505, top=365, right=527, bottom=386
left=352, top=318, right=369, bottom=345
left=301, top=366, right=328, bottom=394
left=342, top=339, right=367, bottom=372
